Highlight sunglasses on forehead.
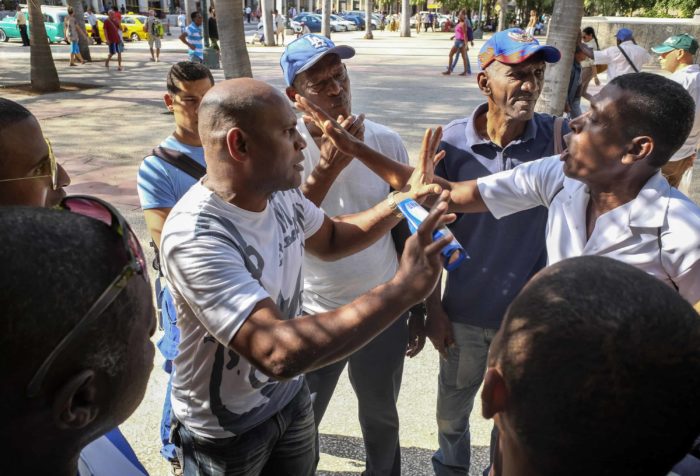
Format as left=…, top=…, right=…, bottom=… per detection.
left=0, top=138, right=58, bottom=190
left=26, top=195, right=148, bottom=398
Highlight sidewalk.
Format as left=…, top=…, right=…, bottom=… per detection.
left=1, top=30, right=695, bottom=476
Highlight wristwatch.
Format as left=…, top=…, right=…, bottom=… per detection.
left=386, top=191, right=405, bottom=219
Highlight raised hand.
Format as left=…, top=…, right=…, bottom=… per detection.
left=393, top=191, right=456, bottom=301
left=395, top=128, right=446, bottom=204
left=296, top=94, right=364, bottom=157
left=316, top=114, right=365, bottom=172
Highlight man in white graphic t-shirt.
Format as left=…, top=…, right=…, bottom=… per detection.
left=160, top=78, right=454, bottom=475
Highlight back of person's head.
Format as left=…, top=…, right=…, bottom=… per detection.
left=166, top=61, right=214, bottom=95
left=0, top=97, right=33, bottom=136
left=111, top=5, right=118, bottom=12
left=610, top=72, right=694, bottom=167
left=489, top=256, right=700, bottom=476
left=0, top=207, right=154, bottom=453
left=190, top=10, right=200, bottom=20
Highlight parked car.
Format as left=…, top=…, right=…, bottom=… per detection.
left=347, top=10, right=378, bottom=29
left=0, top=6, right=66, bottom=43
left=331, top=13, right=356, bottom=31
left=340, top=13, right=364, bottom=29
left=292, top=13, right=322, bottom=32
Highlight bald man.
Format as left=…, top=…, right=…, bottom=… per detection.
left=159, top=78, right=453, bottom=475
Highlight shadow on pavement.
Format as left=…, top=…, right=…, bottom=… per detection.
left=319, top=433, right=491, bottom=475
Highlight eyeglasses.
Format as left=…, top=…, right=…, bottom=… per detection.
left=0, top=138, right=58, bottom=190
left=25, top=195, right=148, bottom=398
left=304, top=64, right=348, bottom=95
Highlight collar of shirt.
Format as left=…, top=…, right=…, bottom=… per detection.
left=464, top=103, right=539, bottom=158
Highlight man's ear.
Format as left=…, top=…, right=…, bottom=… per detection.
left=622, top=136, right=653, bottom=165
left=226, top=128, right=249, bottom=162
left=285, top=86, right=298, bottom=104
left=164, top=93, right=174, bottom=112
left=482, top=367, right=508, bottom=419
left=52, top=369, right=99, bottom=430
left=477, top=71, right=491, bottom=97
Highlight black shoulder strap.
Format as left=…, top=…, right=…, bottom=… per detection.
left=151, top=146, right=206, bottom=180
left=617, top=45, right=639, bottom=73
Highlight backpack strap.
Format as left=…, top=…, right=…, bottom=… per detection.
left=553, top=116, right=565, bottom=155
left=617, top=45, right=639, bottom=73
left=151, top=146, right=206, bottom=180
left=656, top=227, right=680, bottom=292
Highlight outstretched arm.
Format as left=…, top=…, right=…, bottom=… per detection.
left=296, top=95, right=488, bottom=214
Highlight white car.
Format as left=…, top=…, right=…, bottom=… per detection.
left=331, top=13, right=356, bottom=31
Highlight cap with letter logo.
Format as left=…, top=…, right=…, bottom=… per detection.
left=280, top=34, right=355, bottom=86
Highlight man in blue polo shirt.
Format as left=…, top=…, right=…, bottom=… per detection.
left=137, top=61, right=214, bottom=474
left=425, top=28, right=568, bottom=476
left=179, top=11, right=204, bottom=63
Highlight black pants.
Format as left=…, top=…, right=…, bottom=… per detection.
left=19, top=24, right=29, bottom=46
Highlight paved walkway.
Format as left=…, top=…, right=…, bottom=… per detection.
left=1, top=29, right=697, bottom=476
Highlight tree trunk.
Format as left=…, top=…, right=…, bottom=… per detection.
left=534, top=0, right=583, bottom=115
left=28, top=0, right=60, bottom=92
left=497, top=0, right=506, bottom=31
left=68, top=0, right=91, bottom=61
left=219, top=0, right=253, bottom=78
left=262, top=0, right=274, bottom=45
left=321, top=0, right=331, bottom=38
left=364, top=0, right=372, bottom=39
left=399, top=0, right=409, bottom=36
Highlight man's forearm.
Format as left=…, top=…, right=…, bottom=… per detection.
left=353, top=141, right=413, bottom=191
left=301, top=164, right=343, bottom=206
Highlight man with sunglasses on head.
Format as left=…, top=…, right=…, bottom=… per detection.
left=137, top=61, right=214, bottom=473
left=280, top=34, right=421, bottom=476
left=0, top=98, right=149, bottom=475
left=159, top=77, right=453, bottom=475
left=0, top=203, right=154, bottom=476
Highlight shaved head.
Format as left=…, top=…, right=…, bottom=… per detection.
left=198, top=78, right=291, bottom=148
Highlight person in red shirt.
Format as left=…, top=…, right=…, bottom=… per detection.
left=104, top=10, right=123, bottom=71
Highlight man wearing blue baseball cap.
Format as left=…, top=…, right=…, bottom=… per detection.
left=588, top=27, right=651, bottom=81
left=281, top=33, right=421, bottom=476
left=405, top=28, right=567, bottom=476
left=652, top=33, right=700, bottom=194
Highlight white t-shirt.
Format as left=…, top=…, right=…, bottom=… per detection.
left=580, top=39, right=596, bottom=68
left=161, top=181, right=325, bottom=438
left=669, top=64, right=700, bottom=161
left=477, top=156, right=700, bottom=304
left=298, top=118, right=409, bottom=313
left=594, top=41, right=651, bottom=80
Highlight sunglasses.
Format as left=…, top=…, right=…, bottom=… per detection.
left=25, top=195, right=148, bottom=398
left=0, top=138, right=58, bottom=190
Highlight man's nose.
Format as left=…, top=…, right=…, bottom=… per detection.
left=57, top=163, right=71, bottom=188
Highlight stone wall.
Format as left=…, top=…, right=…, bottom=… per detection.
left=581, top=16, right=700, bottom=52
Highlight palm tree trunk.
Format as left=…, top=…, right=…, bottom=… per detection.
left=497, top=0, right=506, bottom=31
left=399, top=0, right=410, bottom=36
left=262, top=0, right=274, bottom=45
left=321, top=0, right=331, bottom=38
left=218, top=0, right=253, bottom=78
left=364, top=0, right=373, bottom=39
left=68, top=0, right=91, bottom=61
left=28, top=0, right=60, bottom=92
left=534, top=0, right=583, bottom=115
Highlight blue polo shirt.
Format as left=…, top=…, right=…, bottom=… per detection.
left=436, top=103, right=569, bottom=329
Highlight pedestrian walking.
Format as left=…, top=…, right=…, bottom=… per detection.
left=86, top=7, right=101, bottom=45
left=15, top=5, right=29, bottom=47
left=652, top=33, right=700, bottom=195
left=145, top=9, right=164, bottom=61
left=245, top=5, right=252, bottom=23
left=525, top=9, right=536, bottom=35
left=177, top=9, right=185, bottom=28
left=273, top=9, right=285, bottom=46
left=579, top=26, right=600, bottom=101
left=442, top=12, right=470, bottom=75
left=66, top=7, right=87, bottom=66
left=208, top=6, right=219, bottom=50
left=104, top=10, right=124, bottom=70
left=415, top=12, right=421, bottom=34
left=179, top=11, right=204, bottom=63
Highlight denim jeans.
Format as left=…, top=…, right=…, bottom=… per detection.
left=158, top=285, right=179, bottom=461
left=177, top=382, right=316, bottom=476
left=432, top=323, right=497, bottom=476
left=306, top=314, right=408, bottom=476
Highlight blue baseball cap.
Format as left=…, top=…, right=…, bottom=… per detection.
left=616, top=28, right=633, bottom=42
left=280, top=34, right=355, bottom=86
left=478, top=28, right=560, bottom=70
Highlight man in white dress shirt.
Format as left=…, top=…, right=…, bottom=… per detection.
left=652, top=33, right=700, bottom=195
left=591, top=28, right=651, bottom=81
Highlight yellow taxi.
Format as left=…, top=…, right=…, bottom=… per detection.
left=85, top=13, right=148, bottom=42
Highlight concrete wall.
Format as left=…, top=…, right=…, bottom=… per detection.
left=581, top=16, right=700, bottom=51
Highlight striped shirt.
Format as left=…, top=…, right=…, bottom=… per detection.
left=185, top=22, right=203, bottom=60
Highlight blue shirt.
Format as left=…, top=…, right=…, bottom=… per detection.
left=78, top=428, right=148, bottom=475
left=137, top=135, right=205, bottom=211
left=185, top=22, right=203, bottom=60
left=435, top=103, right=569, bottom=329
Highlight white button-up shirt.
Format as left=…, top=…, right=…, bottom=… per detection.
left=669, top=64, right=700, bottom=161
left=477, top=156, right=700, bottom=304
left=594, top=41, right=651, bottom=80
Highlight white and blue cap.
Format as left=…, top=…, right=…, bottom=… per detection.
left=280, top=34, right=355, bottom=86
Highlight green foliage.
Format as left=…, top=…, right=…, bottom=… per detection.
left=584, top=0, right=699, bottom=17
